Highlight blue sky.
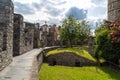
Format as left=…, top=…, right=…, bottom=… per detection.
left=13, top=0, right=108, bottom=26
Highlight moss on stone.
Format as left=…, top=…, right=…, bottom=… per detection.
left=47, top=46, right=96, bottom=62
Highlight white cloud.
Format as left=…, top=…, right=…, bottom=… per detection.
left=13, top=0, right=40, bottom=4
left=13, top=0, right=107, bottom=25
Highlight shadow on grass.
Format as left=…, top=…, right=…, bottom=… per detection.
left=98, top=66, right=120, bottom=80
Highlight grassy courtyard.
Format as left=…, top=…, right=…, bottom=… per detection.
left=39, top=64, right=120, bottom=80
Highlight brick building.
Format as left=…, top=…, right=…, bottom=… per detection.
left=40, top=23, right=60, bottom=46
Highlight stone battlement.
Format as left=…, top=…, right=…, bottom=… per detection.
left=0, top=0, right=60, bottom=71
left=0, top=0, right=40, bottom=71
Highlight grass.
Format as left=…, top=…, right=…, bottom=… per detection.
left=39, top=63, right=120, bottom=80
left=46, top=46, right=96, bottom=62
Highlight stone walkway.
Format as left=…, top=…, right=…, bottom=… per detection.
left=0, top=48, right=43, bottom=80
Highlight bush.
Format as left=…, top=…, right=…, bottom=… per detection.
left=95, top=29, right=120, bottom=64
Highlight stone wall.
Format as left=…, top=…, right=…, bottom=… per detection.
left=30, top=50, right=43, bottom=80
left=13, top=14, right=35, bottom=56
left=24, top=22, right=34, bottom=52
left=34, top=23, right=41, bottom=48
left=0, top=0, right=14, bottom=71
left=13, top=14, right=24, bottom=56
left=108, top=0, right=120, bottom=21
left=47, top=52, right=96, bottom=67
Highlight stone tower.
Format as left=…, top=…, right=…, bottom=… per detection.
left=13, top=14, right=24, bottom=56
left=0, top=0, right=14, bottom=71
left=108, top=0, right=120, bottom=21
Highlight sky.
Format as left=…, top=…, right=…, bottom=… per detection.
left=13, top=0, right=108, bottom=28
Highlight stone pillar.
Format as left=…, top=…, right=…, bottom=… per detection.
left=13, top=14, right=24, bottom=56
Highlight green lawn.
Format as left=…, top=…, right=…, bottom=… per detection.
left=39, top=64, right=120, bottom=80
left=47, top=46, right=96, bottom=62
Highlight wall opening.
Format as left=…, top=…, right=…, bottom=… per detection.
left=49, top=58, right=56, bottom=66
left=75, top=59, right=80, bottom=67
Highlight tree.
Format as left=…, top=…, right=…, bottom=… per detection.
left=75, top=20, right=90, bottom=44
left=60, top=16, right=90, bottom=47
left=60, top=16, right=76, bottom=47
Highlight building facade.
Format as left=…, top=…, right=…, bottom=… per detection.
left=40, top=23, right=60, bottom=46
left=108, top=0, right=120, bottom=21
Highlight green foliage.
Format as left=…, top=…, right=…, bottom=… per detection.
left=95, top=29, right=120, bottom=64
left=95, top=30, right=111, bottom=59
left=47, top=47, right=96, bottom=62
left=95, top=22, right=106, bottom=35
left=60, top=16, right=76, bottom=47
left=75, top=20, right=90, bottom=43
left=39, top=64, right=120, bottom=80
left=60, top=16, right=90, bottom=47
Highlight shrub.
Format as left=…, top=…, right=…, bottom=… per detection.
left=95, top=29, right=120, bottom=64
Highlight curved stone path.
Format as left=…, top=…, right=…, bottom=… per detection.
left=0, top=48, right=43, bottom=80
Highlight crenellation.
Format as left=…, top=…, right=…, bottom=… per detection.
left=0, top=0, right=63, bottom=71
left=13, top=14, right=35, bottom=56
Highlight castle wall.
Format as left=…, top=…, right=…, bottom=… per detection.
left=0, top=0, right=14, bottom=71
left=23, top=22, right=34, bottom=52
left=13, top=14, right=24, bottom=56
left=34, top=23, right=41, bottom=48
left=13, top=15, right=35, bottom=56
left=108, top=0, right=120, bottom=21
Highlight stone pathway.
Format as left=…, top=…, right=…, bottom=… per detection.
left=0, top=48, right=43, bottom=80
